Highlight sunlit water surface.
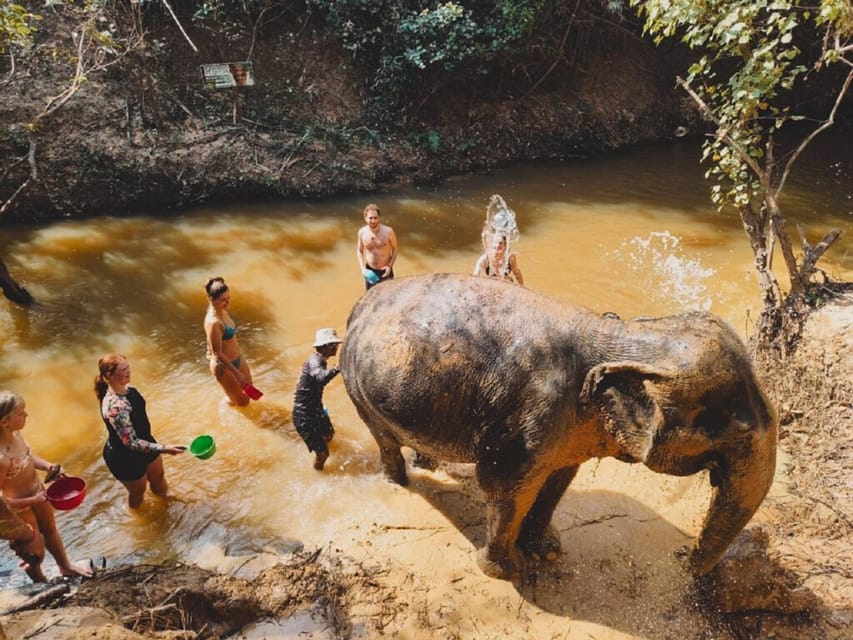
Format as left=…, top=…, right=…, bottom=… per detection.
left=0, top=138, right=849, bottom=586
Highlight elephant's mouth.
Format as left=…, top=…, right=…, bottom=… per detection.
left=644, top=447, right=720, bottom=478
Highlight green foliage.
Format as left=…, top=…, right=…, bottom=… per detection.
left=633, top=0, right=852, bottom=343
left=305, top=0, right=393, bottom=61
left=307, top=0, right=552, bottom=111
left=407, top=129, right=442, bottom=153
left=190, top=0, right=297, bottom=44
left=396, top=1, right=547, bottom=71
left=0, top=2, right=40, bottom=54
left=632, top=0, right=852, bottom=211
left=399, top=3, right=480, bottom=71
left=190, top=0, right=245, bottom=26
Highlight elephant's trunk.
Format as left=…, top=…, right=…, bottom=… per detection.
left=689, top=418, right=778, bottom=574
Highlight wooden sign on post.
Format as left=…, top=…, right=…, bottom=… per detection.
left=199, top=62, right=254, bottom=89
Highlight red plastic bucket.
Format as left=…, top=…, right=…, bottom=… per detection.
left=242, top=383, right=263, bottom=400
left=46, top=475, right=87, bottom=511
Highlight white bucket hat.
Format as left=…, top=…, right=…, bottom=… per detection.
left=313, top=328, right=343, bottom=347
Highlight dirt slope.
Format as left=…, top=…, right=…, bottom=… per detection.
left=0, top=4, right=696, bottom=222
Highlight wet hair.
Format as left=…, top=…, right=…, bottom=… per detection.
left=94, top=353, right=127, bottom=402
left=0, top=391, right=23, bottom=422
left=205, top=277, right=229, bottom=300
left=363, top=203, right=380, bottom=218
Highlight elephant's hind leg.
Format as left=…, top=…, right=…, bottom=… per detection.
left=518, top=465, right=578, bottom=560
left=375, top=431, right=408, bottom=486
left=356, top=408, right=409, bottom=486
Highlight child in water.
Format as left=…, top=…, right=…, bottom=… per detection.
left=0, top=391, right=92, bottom=582
left=292, top=328, right=342, bottom=470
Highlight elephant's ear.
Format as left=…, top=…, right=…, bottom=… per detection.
left=579, top=361, right=672, bottom=463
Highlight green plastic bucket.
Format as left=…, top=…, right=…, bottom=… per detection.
left=189, top=434, right=216, bottom=460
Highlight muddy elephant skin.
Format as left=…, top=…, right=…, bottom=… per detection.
left=341, top=274, right=777, bottom=579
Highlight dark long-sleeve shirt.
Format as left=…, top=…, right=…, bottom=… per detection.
left=293, top=353, right=339, bottom=413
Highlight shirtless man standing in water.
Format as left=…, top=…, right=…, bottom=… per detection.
left=356, top=203, right=398, bottom=290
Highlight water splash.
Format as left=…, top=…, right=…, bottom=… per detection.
left=613, top=231, right=717, bottom=312
left=477, top=194, right=520, bottom=280
left=484, top=194, right=520, bottom=243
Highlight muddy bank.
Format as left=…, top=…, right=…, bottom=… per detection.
left=0, top=4, right=697, bottom=222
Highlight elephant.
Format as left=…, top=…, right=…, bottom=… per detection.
left=340, top=274, right=777, bottom=580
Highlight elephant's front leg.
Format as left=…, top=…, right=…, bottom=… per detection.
left=518, top=465, right=578, bottom=560
left=476, top=493, right=531, bottom=579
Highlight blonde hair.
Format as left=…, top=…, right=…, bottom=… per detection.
left=0, top=391, right=23, bottom=422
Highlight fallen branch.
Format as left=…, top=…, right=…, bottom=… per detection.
left=158, top=87, right=196, bottom=118
left=120, top=602, right=180, bottom=625
left=0, top=583, right=70, bottom=615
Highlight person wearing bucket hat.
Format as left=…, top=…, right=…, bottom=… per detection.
left=0, top=391, right=92, bottom=581
left=356, top=204, right=398, bottom=290
left=292, top=328, right=343, bottom=470
left=95, top=355, right=186, bottom=509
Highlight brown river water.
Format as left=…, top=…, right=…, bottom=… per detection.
left=0, top=139, right=850, bottom=590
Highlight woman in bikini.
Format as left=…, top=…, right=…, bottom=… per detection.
left=95, top=355, right=186, bottom=509
left=0, top=391, right=92, bottom=581
left=472, top=234, right=524, bottom=285
left=203, top=277, right=254, bottom=406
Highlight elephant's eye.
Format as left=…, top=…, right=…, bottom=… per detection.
left=693, top=408, right=729, bottom=438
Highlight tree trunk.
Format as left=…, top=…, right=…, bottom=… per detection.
left=738, top=204, right=783, bottom=345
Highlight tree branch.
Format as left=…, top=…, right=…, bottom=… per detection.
left=775, top=67, right=853, bottom=198
left=525, top=0, right=582, bottom=97
left=159, top=0, right=198, bottom=53
left=0, top=179, right=31, bottom=217
left=675, top=76, right=768, bottom=182
left=1, top=50, right=15, bottom=89
left=797, top=226, right=842, bottom=284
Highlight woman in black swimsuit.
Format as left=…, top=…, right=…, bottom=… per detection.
left=95, top=354, right=186, bottom=509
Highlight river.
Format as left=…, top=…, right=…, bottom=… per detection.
left=0, top=137, right=849, bottom=591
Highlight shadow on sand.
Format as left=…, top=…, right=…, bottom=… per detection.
left=405, top=465, right=729, bottom=640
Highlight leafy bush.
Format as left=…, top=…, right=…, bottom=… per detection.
left=307, top=0, right=552, bottom=113
left=0, top=2, right=40, bottom=54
